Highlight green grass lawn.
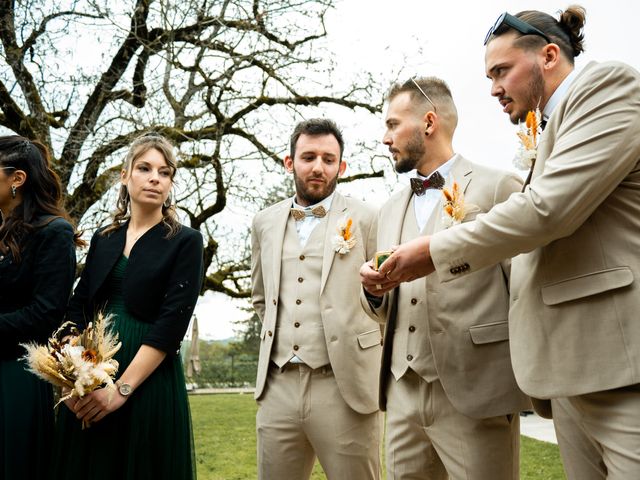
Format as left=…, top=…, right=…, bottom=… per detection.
left=190, top=394, right=566, bottom=480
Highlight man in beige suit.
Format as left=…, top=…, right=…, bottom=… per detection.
left=365, top=7, right=640, bottom=480
left=361, top=76, right=529, bottom=480
left=251, top=118, right=382, bottom=479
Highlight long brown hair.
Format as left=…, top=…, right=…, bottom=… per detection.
left=0, top=135, right=83, bottom=261
left=101, top=134, right=181, bottom=238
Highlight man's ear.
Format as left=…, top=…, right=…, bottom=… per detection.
left=338, top=160, right=347, bottom=177
left=422, top=111, right=437, bottom=136
left=283, top=155, right=294, bottom=173
left=542, top=43, right=561, bottom=71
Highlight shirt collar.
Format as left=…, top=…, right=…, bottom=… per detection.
left=292, top=191, right=335, bottom=212
left=415, top=154, right=458, bottom=180
left=543, top=67, right=581, bottom=122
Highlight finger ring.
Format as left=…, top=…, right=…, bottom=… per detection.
left=385, top=272, right=391, bottom=279
left=376, top=284, right=382, bottom=290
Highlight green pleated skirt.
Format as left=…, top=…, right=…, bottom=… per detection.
left=0, top=358, right=54, bottom=480
left=52, top=255, right=196, bottom=480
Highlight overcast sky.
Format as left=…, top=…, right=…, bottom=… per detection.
left=195, top=0, right=640, bottom=340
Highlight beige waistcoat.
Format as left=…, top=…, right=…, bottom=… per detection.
left=271, top=215, right=330, bottom=368
left=392, top=198, right=438, bottom=382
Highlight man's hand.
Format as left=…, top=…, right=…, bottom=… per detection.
left=378, top=236, right=435, bottom=283
left=360, top=259, right=400, bottom=295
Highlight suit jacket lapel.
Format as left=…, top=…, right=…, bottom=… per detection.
left=320, top=192, right=347, bottom=294
left=432, top=157, right=473, bottom=233
left=387, top=187, right=413, bottom=247
left=271, top=200, right=291, bottom=293
left=382, top=187, right=413, bottom=325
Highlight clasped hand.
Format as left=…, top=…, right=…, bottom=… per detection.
left=360, top=236, right=436, bottom=295
left=63, top=386, right=128, bottom=425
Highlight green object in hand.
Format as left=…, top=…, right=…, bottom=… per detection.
left=374, top=251, right=392, bottom=271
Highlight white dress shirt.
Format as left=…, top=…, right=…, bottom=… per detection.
left=292, top=192, right=335, bottom=246
left=413, top=155, right=457, bottom=232
left=543, top=67, right=581, bottom=122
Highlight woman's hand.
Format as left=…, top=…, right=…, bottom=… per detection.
left=61, top=387, right=79, bottom=412
left=73, top=386, right=128, bottom=424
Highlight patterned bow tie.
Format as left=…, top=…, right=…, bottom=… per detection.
left=410, top=171, right=445, bottom=196
left=290, top=205, right=327, bottom=221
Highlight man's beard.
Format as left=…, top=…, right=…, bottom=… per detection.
left=293, top=168, right=339, bottom=205
left=512, top=63, right=545, bottom=124
left=394, top=128, right=426, bottom=173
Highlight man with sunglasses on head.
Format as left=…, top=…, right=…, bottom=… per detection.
left=360, top=76, right=530, bottom=480
left=363, top=6, right=640, bottom=479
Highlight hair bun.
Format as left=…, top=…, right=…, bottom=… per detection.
left=559, top=5, right=586, bottom=56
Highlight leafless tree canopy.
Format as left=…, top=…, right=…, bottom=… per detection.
left=0, top=0, right=385, bottom=298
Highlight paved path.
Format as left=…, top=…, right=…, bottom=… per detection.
left=520, top=412, right=557, bottom=444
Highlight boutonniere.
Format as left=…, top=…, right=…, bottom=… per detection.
left=513, top=108, right=542, bottom=170
left=441, top=181, right=479, bottom=228
left=331, top=217, right=356, bottom=254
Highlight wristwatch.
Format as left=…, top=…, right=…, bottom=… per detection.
left=116, top=380, right=133, bottom=397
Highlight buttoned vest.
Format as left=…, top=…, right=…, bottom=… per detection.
left=391, top=197, right=438, bottom=382
left=271, top=215, right=330, bottom=368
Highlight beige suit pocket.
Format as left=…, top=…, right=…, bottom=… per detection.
left=541, top=266, right=633, bottom=306
left=469, top=321, right=509, bottom=345
left=357, top=329, right=382, bottom=349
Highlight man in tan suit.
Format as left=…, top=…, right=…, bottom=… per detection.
left=251, top=118, right=382, bottom=479
left=364, top=7, right=640, bottom=480
left=361, top=76, right=529, bottom=479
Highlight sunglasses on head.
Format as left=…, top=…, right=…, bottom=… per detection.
left=409, top=77, right=437, bottom=113
left=484, top=12, right=551, bottom=46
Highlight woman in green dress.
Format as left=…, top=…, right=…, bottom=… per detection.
left=53, top=134, right=204, bottom=480
left=0, top=136, right=79, bottom=480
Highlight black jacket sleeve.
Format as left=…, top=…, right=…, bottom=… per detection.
left=141, top=228, right=204, bottom=354
left=66, top=229, right=101, bottom=329
left=0, top=219, right=76, bottom=344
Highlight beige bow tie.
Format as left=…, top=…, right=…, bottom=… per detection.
left=290, top=205, right=327, bottom=221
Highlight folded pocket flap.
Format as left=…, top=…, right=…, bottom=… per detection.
left=541, top=267, right=633, bottom=306
left=469, top=321, right=509, bottom=344
left=357, top=329, right=381, bottom=349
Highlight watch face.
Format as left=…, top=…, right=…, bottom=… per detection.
left=119, top=383, right=133, bottom=396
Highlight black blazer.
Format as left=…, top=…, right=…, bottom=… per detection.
left=68, top=221, right=204, bottom=354
left=0, top=217, right=77, bottom=360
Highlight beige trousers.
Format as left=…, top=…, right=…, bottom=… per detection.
left=551, top=383, right=640, bottom=480
left=385, top=369, right=520, bottom=480
left=256, top=363, right=382, bottom=480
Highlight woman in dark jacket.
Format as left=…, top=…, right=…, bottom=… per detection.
left=0, top=136, right=79, bottom=480
left=53, top=134, right=204, bottom=480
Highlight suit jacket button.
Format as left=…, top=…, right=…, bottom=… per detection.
left=407, top=354, right=413, bottom=361
left=299, top=255, right=305, bottom=260
left=296, top=299, right=302, bottom=305
left=293, top=345, right=299, bottom=351
left=380, top=339, right=384, bottom=346
left=410, top=298, right=418, bottom=305
left=268, top=330, right=273, bottom=336
left=463, top=263, right=470, bottom=270
left=272, top=299, right=277, bottom=305
left=450, top=267, right=457, bottom=274
left=298, top=277, right=304, bottom=283
left=409, top=325, right=416, bottom=332
left=294, top=322, right=300, bottom=328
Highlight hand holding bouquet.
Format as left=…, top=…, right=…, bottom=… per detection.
left=21, top=312, right=122, bottom=420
